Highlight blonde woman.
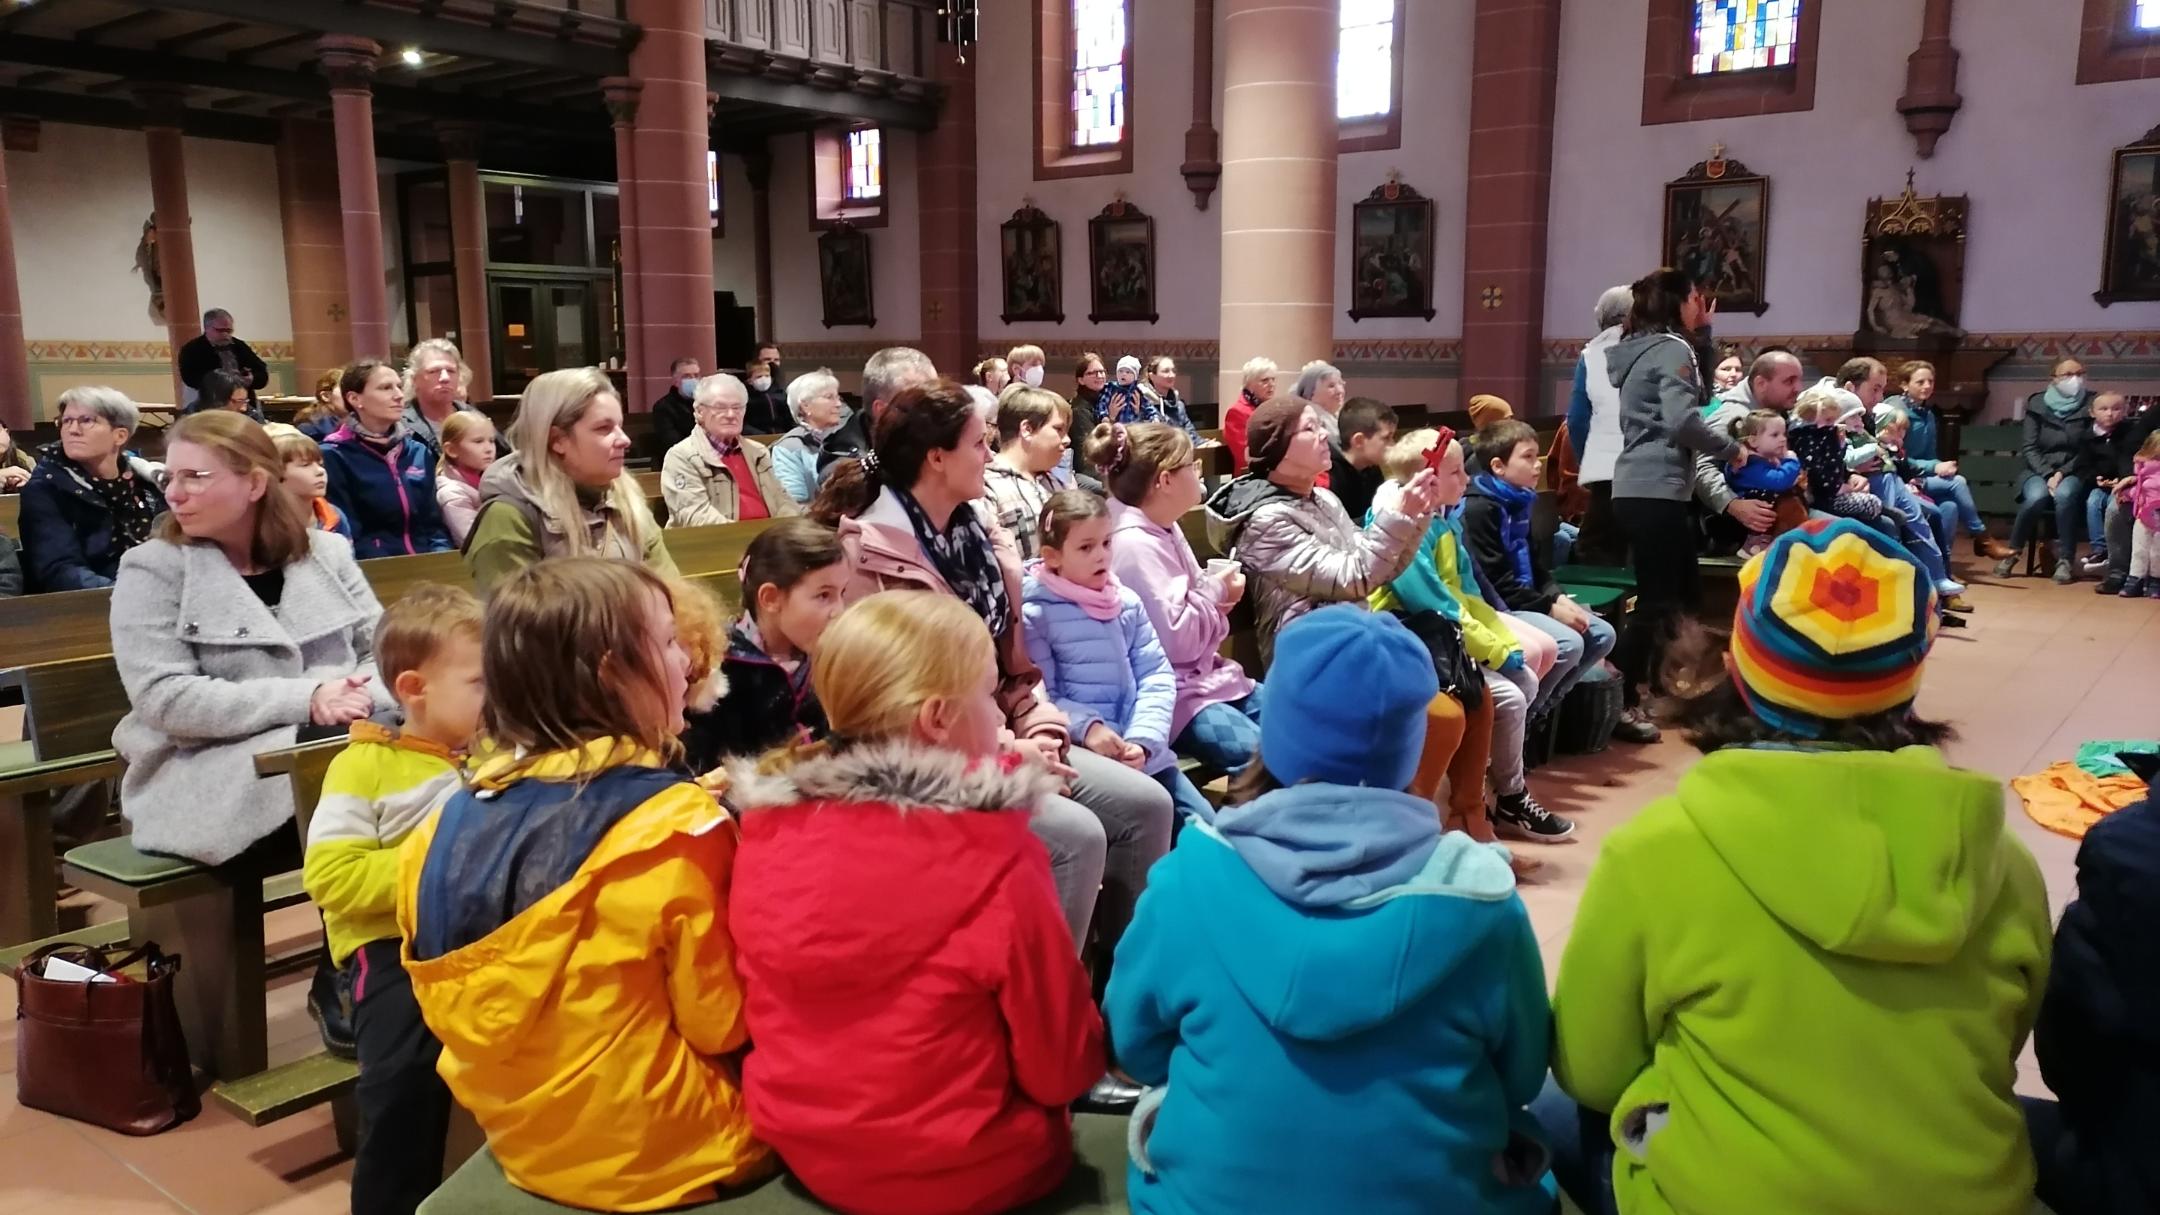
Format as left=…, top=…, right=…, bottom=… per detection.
left=464, top=366, right=675, bottom=593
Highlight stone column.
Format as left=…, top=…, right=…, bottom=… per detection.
left=136, top=89, right=201, bottom=407
left=601, top=79, right=644, bottom=395
left=1217, top=0, right=1335, bottom=410
left=1898, top=0, right=1962, bottom=158
left=441, top=124, right=494, bottom=401
left=917, top=51, right=979, bottom=378
left=317, top=35, right=391, bottom=358
left=1459, top=0, right=1563, bottom=413
left=273, top=118, right=352, bottom=388
left=0, top=132, right=29, bottom=429
left=745, top=145, right=774, bottom=352
left=1181, top=0, right=1222, bottom=210
left=624, top=0, right=715, bottom=411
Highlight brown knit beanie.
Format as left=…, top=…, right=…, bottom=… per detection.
left=1467, top=394, right=1514, bottom=430
left=1245, top=396, right=1313, bottom=473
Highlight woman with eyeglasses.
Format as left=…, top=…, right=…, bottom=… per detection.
left=17, top=386, right=169, bottom=591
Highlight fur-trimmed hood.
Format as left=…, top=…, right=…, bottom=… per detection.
left=727, top=738, right=1062, bottom=816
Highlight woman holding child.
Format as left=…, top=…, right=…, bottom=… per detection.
left=810, top=380, right=1174, bottom=962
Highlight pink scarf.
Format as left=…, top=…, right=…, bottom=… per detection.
left=1032, top=563, right=1123, bottom=621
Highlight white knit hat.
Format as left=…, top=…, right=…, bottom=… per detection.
left=1115, top=355, right=1141, bottom=376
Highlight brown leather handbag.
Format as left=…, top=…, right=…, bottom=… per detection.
left=13, top=942, right=200, bottom=1135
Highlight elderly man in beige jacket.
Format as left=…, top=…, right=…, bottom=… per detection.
left=661, top=373, right=803, bottom=527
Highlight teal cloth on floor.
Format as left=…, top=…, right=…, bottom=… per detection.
left=2076, top=740, right=2159, bottom=778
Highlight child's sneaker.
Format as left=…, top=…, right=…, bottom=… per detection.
left=1992, top=555, right=2018, bottom=579
left=1493, top=791, right=1575, bottom=844
left=1933, top=578, right=1966, bottom=599
left=2121, top=577, right=2147, bottom=598
left=2147, top=581, right=2160, bottom=600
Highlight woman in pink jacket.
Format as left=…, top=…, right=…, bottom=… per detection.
left=1090, top=421, right=1264, bottom=777
left=810, top=381, right=1173, bottom=983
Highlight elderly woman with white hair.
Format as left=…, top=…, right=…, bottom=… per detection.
left=400, top=338, right=497, bottom=456
left=769, top=367, right=849, bottom=504
left=1292, top=360, right=1347, bottom=443
left=19, top=386, right=169, bottom=590
left=1225, top=356, right=1279, bottom=473
left=1563, top=284, right=1635, bottom=567
left=661, top=373, right=801, bottom=527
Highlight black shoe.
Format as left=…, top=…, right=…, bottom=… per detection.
left=2123, top=577, right=2149, bottom=599
left=308, top=959, right=358, bottom=1060
left=1940, top=611, right=1969, bottom=628
left=2099, top=574, right=2126, bottom=595
left=1611, top=707, right=1661, bottom=745
left=1493, top=791, right=1576, bottom=844
left=1075, top=1073, right=1144, bottom=1114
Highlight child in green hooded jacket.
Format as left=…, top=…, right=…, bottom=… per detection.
left=1534, top=517, right=2052, bottom=1215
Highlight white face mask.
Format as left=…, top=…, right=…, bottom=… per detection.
left=2055, top=375, right=2085, bottom=398
left=1021, top=364, right=1045, bottom=388
left=749, top=376, right=772, bottom=392
left=679, top=377, right=699, bottom=398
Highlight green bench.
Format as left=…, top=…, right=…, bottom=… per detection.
left=422, top=1113, right=1133, bottom=1215
left=0, top=657, right=129, bottom=945
left=1959, top=422, right=2057, bottom=575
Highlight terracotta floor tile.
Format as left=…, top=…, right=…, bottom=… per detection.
left=68, top=1098, right=345, bottom=1215
left=0, top=1123, right=187, bottom=1214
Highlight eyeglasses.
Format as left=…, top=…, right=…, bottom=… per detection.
left=57, top=415, right=110, bottom=431
left=700, top=403, right=747, bottom=416
left=166, top=469, right=229, bottom=494
left=1081, top=368, right=1107, bottom=380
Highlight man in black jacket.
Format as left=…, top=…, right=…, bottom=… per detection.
left=651, top=356, right=702, bottom=460
left=176, top=308, right=270, bottom=410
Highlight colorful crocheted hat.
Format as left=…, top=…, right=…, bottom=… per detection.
left=1728, top=517, right=1938, bottom=737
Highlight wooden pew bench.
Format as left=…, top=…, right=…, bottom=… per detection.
left=0, top=657, right=127, bottom=944
left=0, top=491, right=19, bottom=540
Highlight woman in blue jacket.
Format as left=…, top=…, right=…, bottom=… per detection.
left=18, top=387, right=168, bottom=591
left=1104, top=606, right=1554, bottom=1215
left=320, top=359, right=451, bottom=558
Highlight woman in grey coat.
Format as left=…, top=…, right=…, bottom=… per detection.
left=1605, top=267, right=1739, bottom=734
left=110, top=411, right=392, bottom=870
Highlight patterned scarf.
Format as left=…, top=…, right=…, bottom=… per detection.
left=893, top=487, right=1011, bottom=637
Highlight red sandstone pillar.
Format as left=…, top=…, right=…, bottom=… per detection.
left=317, top=36, right=391, bottom=358
left=1182, top=0, right=1222, bottom=210
left=1899, top=0, right=1962, bottom=158
left=274, top=118, right=353, bottom=388
left=917, top=51, right=979, bottom=378
left=601, top=79, right=644, bottom=397
left=746, top=145, right=774, bottom=355
left=136, top=89, right=201, bottom=407
left=0, top=135, right=29, bottom=428
left=1459, top=0, right=1563, bottom=413
left=624, top=1, right=715, bottom=410
left=441, top=125, right=495, bottom=402
left=1218, top=0, right=1336, bottom=408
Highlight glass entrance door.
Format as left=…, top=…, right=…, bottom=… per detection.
left=490, top=277, right=594, bottom=394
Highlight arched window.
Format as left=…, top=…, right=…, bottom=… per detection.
left=1035, top=0, right=1132, bottom=179
left=1644, top=0, right=1820, bottom=125
left=1338, top=0, right=1403, bottom=152
left=1690, top=0, right=1803, bottom=75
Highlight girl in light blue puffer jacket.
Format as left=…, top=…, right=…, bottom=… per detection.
left=1022, top=490, right=1213, bottom=824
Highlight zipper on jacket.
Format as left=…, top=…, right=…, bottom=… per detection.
left=375, top=443, right=417, bottom=555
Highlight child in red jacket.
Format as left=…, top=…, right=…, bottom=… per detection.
left=728, top=589, right=1106, bottom=1215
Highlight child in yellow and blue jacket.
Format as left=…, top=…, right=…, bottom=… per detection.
left=302, top=583, right=485, bottom=1215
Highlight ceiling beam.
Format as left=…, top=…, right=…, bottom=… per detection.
left=708, top=69, right=938, bottom=131
left=156, top=20, right=246, bottom=53
left=148, top=0, right=629, bottom=76
left=75, top=10, right=174, bottom=44
left=0, top=34, right=611, bottom=137
left=228, top=30, right=313, bottom=64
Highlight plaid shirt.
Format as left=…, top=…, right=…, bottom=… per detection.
left=981, top=461, right=1057, bottom=559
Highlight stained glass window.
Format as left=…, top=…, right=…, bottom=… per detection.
left=1071, top=0, right=1127, bottom=149
left=2140, top=0, right=2160, bottom=31
left=1338, top=0, right=1395, bottom=121
left=1691, top=0, right=1803, bottom=75
left=844, top=128, right=882, bottom=202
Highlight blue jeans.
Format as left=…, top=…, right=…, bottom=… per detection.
left=1866, top=472, right=1958, bottom=591
left=1153, top=766, right=1215, bottom=826
left=1923, top=473, right=1985, bottom=536
left=2010, top=472, right=2086, bottom=551
left=1530, top=1078, right=1618, bottom=1215
left=1174, top=685, right=1264, bottom=774
left=1552, top=521, right=1579, bottom=569
left=2086, top=487, right=2115, bottom=557
left=1514, top=610, right=1616, bottom=716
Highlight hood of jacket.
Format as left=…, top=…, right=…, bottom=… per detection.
left=1675, top=745, right=2009, bottom=964
left=476, top=452, right=621, bottom=544
left=725, top=740, right=1065, bottom=997
left=1203, top=473, right=1299, bottom=554
left=1606, top=329, right=1699, bottom=393
left=1175, top=795, right=1518, bottom=1042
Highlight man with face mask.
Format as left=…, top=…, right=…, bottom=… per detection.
left=743, top=358, right=787, bottom=435
left=653, top=356, right=702, bottom=460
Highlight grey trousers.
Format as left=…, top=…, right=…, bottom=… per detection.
left=1028, top=746, right=1175, bottom=953
left=1485, top=664, right=1535, bottom=798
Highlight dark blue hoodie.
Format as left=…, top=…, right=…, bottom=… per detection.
left=320, top=424, right=451, bottom=558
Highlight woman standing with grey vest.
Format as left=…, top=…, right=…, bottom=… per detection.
left=1606, top=268, right=1740, bottom=734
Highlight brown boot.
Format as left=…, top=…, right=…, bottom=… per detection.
left=1973, top=533, right=2014, bottom=560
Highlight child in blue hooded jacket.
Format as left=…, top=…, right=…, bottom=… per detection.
left=1103, top=604, right=1555, bottom=1215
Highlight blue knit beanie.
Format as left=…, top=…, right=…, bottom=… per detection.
left=1260, top=606, right=1439, bottom=790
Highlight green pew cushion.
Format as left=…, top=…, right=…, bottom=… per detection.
left=423, top=1114, right=1132, bottom=1214
left=62, top=836, right=201, bottom=885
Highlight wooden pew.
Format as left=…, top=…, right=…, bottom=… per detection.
left=0, top=658, right=125, bottom=944
left=0, top=492, right=18, bottom=540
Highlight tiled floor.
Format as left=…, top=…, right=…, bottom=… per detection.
left=0, top=565, right=2149, bottom=1213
